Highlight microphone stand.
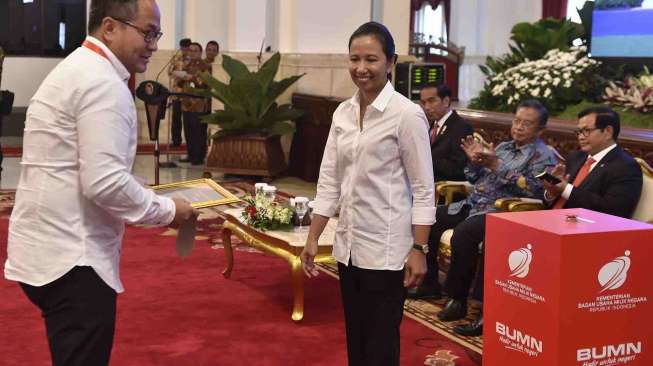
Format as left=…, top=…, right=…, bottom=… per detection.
left=155, top=49, right=183, bottom=169
left=157, top=107, right=177, bottom=169
left=256, top=38, right=265, bottom=70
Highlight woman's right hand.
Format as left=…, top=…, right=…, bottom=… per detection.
left=300, top=238, right=320, bottom=278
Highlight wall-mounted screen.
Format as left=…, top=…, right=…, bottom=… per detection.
left=591, top=1, right=653, bottom=58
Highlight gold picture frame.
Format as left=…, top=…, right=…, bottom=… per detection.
left=152, top=179, right=241, bottom=208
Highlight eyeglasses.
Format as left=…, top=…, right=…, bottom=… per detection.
left=512, top=118, right=538, bottom=129
left=574, top=127, right=603, bottom=137
left=113, top=18, right=163, bottom=44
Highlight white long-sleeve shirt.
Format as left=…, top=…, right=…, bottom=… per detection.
left=4, top=36, right=176, bottom=293
left=312, top=81, right=436, bottom=270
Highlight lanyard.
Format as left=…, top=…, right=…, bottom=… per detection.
left=82, top=40, right=109, bottom=61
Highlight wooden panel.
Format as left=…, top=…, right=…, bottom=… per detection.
left=287, top=94, right=653, bottom=180
left=457, top=108, right=653, bottom=166
left=288, top=94, right=342, bottom=182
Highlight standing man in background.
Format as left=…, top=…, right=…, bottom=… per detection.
left=179, top=42, right=210, bottom=165
left=203, top=40, right=220, bottom=129
left=4, top=1, right=197, bottom=365
left=205, top=40, right=219, bottom=65
left=167, top=37, right=191, bottom=148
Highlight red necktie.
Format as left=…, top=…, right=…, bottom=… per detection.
left=430, top=124, right=439, bottom=144
left=552, top=157, right=596, bottom=209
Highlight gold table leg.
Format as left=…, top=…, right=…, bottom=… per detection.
left=221, top=226, right=234, bottom=278
left=220, top=219, right=333, bottom=322
left=289, top=256, right=305, bottom=322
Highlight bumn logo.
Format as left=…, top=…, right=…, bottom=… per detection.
left=508, top=244, right=533, bottom=278
left=496, top=321, right=543, bottom=356
left=598, top=250, right=631, bottom=293
left=577, top=341, right=642, bottom=362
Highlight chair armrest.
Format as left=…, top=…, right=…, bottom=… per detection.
left=494, top=197, right=524, bottom=211
left=495, top=197, right=545, bottom=212
left=435, top=181, right=472, bottom=206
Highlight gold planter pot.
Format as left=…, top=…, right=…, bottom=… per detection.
left=206, top=134, right=287, bottom=179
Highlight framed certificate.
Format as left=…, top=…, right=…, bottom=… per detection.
left=152, top=179, right=241, bottom=208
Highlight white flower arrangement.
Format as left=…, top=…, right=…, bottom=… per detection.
left=488, top=46, right=600, bottom=109
left=242, top=194, right=293, bottom=230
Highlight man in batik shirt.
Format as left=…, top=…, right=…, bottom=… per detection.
left=431, top=99, right=557, bottom=337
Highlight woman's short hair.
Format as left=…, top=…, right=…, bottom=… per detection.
left=348, top=21, right=396, bottom=61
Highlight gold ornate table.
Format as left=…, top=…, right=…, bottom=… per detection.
left=220, top=208, right=336, bottom=322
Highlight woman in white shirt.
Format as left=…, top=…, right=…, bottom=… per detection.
left=300, top=22, right=436, bottom=366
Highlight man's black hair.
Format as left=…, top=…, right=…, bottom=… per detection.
left=88, top=0, right=138, bottom=34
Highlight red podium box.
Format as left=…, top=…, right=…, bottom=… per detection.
left=483, top=208, right=653, bottom=366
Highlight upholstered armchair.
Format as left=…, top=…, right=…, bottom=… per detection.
left=630, top=158, right=653, bottom=223
left=434, top=132, right=487, bottom=258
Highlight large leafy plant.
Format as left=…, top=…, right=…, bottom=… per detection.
left=199, top=52, right=304, bottom=138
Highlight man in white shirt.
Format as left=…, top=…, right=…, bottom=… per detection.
left=4, top=1, right=197, bottom=365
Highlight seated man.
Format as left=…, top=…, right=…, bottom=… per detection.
left=420, top=100, right=557, bottom=337
left=542, top=106, right=642, bottom=219
left=408, top=83, right=472, bottom=300
left=420, top=83, right=473, bottom=182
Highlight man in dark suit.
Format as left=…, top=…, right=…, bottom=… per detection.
left=407, top=83, right=472, bottom=300
left=543, top=106, right=642, bottom=219
left=419, top=83, right=473, bottom=181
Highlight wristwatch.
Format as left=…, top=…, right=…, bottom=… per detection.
left=412, top=243, right=429, bottom=255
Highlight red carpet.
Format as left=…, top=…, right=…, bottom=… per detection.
left=0, top=188, right=481, bottom=366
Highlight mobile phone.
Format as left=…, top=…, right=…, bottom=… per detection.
left=535, top=171, right=561, bottom=184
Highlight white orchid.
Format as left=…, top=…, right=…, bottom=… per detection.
left=604, top=68, right=653, bottom=113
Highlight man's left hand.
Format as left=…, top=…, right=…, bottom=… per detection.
left=404, top=250, right=427, bottom=288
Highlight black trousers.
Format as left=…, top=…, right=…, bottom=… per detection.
left=338, top=261, right=406, bottom=366
left=444, top=213, right=487, bottom=301
left=183, top=111, right=208, bottom=164
left=424, top=205, right=471, bottom=288
left=171, top=99, right=183, bottom=146
left=20, top=266, right=117, bottom=366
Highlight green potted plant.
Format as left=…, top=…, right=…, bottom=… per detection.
left=198, top=52, right=304, bottom=178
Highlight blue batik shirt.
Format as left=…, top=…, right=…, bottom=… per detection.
left=448, top=138, right=557, bottom=217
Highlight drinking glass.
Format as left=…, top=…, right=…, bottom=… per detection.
left=254, top=183, right=268, bottom=198
left=263, top=186, right=277, bottom=203
left=293, top=197, right=309, bottom=232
